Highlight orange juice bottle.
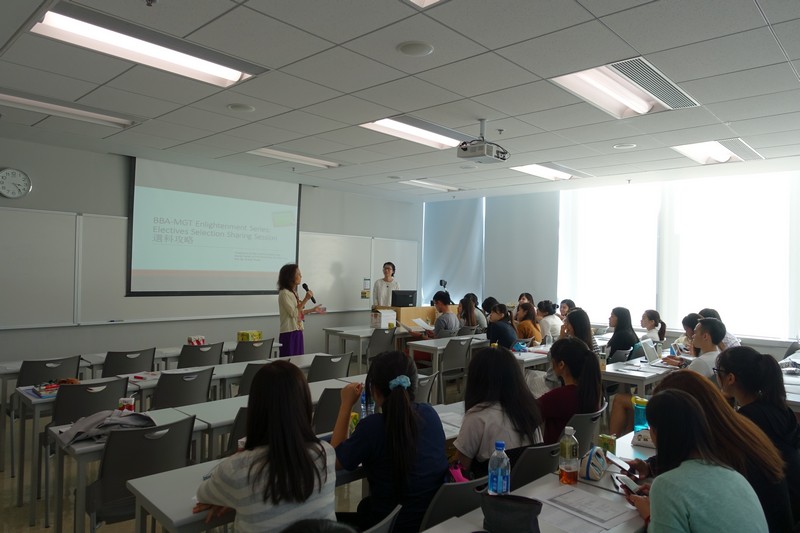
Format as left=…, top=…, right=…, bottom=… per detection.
left=559, top=426, right=579, bottom=485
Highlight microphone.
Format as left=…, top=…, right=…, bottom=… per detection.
left=302, top=283, right=317, bottom=304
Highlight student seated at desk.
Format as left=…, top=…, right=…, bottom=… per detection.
left=537, top=337, right=602, bottom=444
left=605, top=307, right=639, bottom=360
left=457, top=297, right=478, bottom=330
left=626, top=389, right=769, bottom=533
left=486, top=304, right=517, bottom=349
left=628, top=371, right=792, bottom=533
left=332, top=351, right=447, bottom=533
left=536, top=300, right=562, bottom=340
left=514, top=303, right=542, bottom=346
left=560, top=308, right=600, bottom=355
left=699, top=307, right=741, bottom=351
left=640, top=309, right=667, bottom=344
left=464, top=292, right=488, bottom=332
left=454, top=347, right=543, bottom=476
left=194, top=361, right=336, bottom=533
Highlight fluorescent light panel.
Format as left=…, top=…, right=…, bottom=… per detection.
left=552, top=65, right=665, bottom=119
left=511, top=164, right=572, bottom=181
left=32, top=11, right=255, bottom=88
left=360, top=116, right=470, bottom=150
left=0, top=91, right=134, bottom=128
left=247, top=148, right=340, bottom=169
left=402, top=179, right=459, bottom=192
left=404, top=0, right=448, bottom=7
left=671, top=141, right=743, bottom=165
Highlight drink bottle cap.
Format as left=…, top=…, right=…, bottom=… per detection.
left=495, top=440, right=505, bottom=450
left=564, top=426, right=575, bottom=436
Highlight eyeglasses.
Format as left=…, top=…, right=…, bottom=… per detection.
left=712, top=367, right=727, bottom=375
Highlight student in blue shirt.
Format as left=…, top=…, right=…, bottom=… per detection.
left=486, top=303, right=517, bottom=349
left=331, top=351, right=447, bottom=533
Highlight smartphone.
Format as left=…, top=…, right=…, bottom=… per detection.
left=615, top=474, right=643, bottom=494
left=605, top=451, right=633, bottom=475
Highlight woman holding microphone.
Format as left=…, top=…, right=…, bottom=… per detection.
left=278, top=263, right=323, bottom=357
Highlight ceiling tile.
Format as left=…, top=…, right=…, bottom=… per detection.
left=772, top=18, right=800, bottom=59
left=191, top=133, right=264, bottom=152
left=104, top=129, right=184, bottom=150
left=575, top=0, right=652, bottom=18
left=303, top=95, right=398, bottom=125
left=410, top=100, right=507, bottom=130
left=757, top=0, right=800, bottom=24
left=158, top=106, right=250, bottom=132
left=232, top=71, right=342, bottom=109
left=78, top=86, right=180, bottom=118
left=729, top=111, right=800, bottom=136
left=107, top=66, right=221, bottom=104
left=323, top=147, right=391, bottom=165
left=0, top=0, right=41, bottom=50
left=353, top=77, right=461, bottom=113
left=511, top=144, right=603, bottom=164
left=517, top=103, right=614, bottom=131
left=649, top=123, right=738, bottom=145
left=473, top=81, right=580, bottom=116
left=258, top=110, right=347, bottom=136
left=634, top=158, right=697, bottom=171
left=498, top=132, right=576, bottom=153
left=244, top=0, right=415, bottom=43
left=127, top=119, right=217, bottom=142
left=645, top=28, right=786, bottom=82
left=366, top=140, right=438, bottom=157
left=341, top=175, right=398, bottom=186
left=601, top=0, right=765, bottom=54
left=190, top=92, right=292, bottom=121
left=623, top=107, right=723, bottom=134
left=224, top=122, right=306, bottom=145
left=187, top=6, right=331, bottom=69
left=757, top=143, right=800, bottom=158
left=343, top=14, right=487, bottom=75
left=34, top=116, right=119, bottom=137
left=742, top=129, right=800, bottom=148
left=416, top=53, right=540, bottom=97
left=581, top=135, right=668, bottom=154
left=316, top=126, right=391, bottom=148
left=428, top=0, right=594, bottom=50
left=577, top=163, right=645, bottom=176
left=283, top=47, right=405, bottom=93
left=0, top=104, right=46, bottom=126
left=496, top=21, right=638, bottom=79
left=555, top=121, right=644, bottom=143
left=0, top=60, right=96, bottom=101
left=272, top=136, right=353, bottom=155
left=680, top=63, right=800, bottom=104
left=704, top=89, right=800, bottom=122
left=166, top=141, right=239, bottom=159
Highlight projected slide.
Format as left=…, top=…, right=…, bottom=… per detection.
left=129, top=159, right=299, bottom=294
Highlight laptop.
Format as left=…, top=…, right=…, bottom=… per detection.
left=641, top=338, right=673, bottom=367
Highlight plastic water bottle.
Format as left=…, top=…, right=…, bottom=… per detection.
left=559, top=426, right=579, bottom=485
left=360, top=389, right=368, bottom=420
left=632, top=396, right=649, bottom=432
left=488, top=441, right=510, bottom=495
left=367, top=395, right=375, bottom=416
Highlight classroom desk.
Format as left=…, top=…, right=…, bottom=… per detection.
left=432, top=401, right=465, bottom=440
left=50, top=409, right=206, bottom=533
left=783, top=373, right=800, bottom=413
left=601, top=360, right=674, bottom=396
left=514, top=350, right=549, bottom=369
left=325, top=326, right=423, bottom=369
left=407, top=334, right=488, bottom=376
left=323, top=325, right=369, bottom=353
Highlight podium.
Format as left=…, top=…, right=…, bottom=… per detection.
left=374, top=305, right=459, bottom=327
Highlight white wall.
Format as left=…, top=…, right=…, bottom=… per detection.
left=0, top=138, right=423, bottom=361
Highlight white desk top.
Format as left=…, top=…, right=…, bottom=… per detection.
left=407, top=334, right=488, bottom=351
left=174, top=396, right=248, bottom=429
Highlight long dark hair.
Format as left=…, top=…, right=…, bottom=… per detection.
left=536, top=300, right=557, bottom=316
left=464, top=347, right=542, bottom=446
left=517, top=302, right=538, bottom=324
left=367, top=351, right=418, bottom=495
left=549, top=337, right=601, bottom=414
left=459, top=297, right=477, bottom=327
left=518, top=292, right=534, bottom=304
left=643, top=309, right=667, bottom=341
left=481, top=296, right=498, bottom=315
left=277, top=263, right=299, bottom=291
left=246, top=361, right=326, bottom=504
left=609, top=306, right=637, bottom=347
left=645, top=389, right=726, bottom=473
left=716, top=347, right=788, bottom=410
left=654, top=370, right=784, bottom=483
left=491, top=303, right=512, bottom=324
left=564, top=308, right=592, bottom=348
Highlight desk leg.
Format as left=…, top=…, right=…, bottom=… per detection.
left=0, top=377, right=7, bottom=473
left=135, top=501, right=147, bottom=533
left=55, top=446, right=64, bottom=533
left=29, top=405, right=40, bottom=526
left=75, top=455, right=87, bottom=533
left=17, top=401, right=27, bottom=507
left=325, top=331, right=331, bottom=353
left=210, top=429, right=220, bottom=460
left=359, top=339, right=367, bottom=372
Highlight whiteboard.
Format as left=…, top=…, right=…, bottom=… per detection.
left=298, top=232, right=372, bottom=312
left=0, top=208, right=76, bottom=328
left=371, top=238, right=418, bottom=292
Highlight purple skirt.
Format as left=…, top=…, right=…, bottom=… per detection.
left=279, top=330, right=304, bottom=357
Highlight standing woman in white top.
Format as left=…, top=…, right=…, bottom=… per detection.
left=536, top=300, right=562, bottom=340
left=640, top=309, right=667, bottom=344
left=277, top=263, right=322, bottom=357
left=372, top=262, right=399, bottom=307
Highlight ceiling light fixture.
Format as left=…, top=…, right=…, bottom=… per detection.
left=402, top=179, right=459, bottom=192
left=360, top=115, right=472, bottom=150
left=552, top=65, right=656, bottom=119
left=510, top=164, right=572, bottom=181
left=671, top=141, right=743, bottom=165
left=402, top=0, right=448, bottom=8
left=396, top=41, right=434, bottom=57
left=31, top=6, right=264, bottom=87
left=0, top=90, right=135, bottom=128
left=613, top=143, right=637, bottom=150
left=247, top=148, right=340, bottom=169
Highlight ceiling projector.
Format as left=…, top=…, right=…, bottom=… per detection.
left=457, top=140, right=509, bottom=164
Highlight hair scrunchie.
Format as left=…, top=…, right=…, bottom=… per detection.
left=388, top=375, right=411, bottom=390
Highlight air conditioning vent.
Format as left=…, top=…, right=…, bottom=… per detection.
left=611, top=58, right=699, bottom=110
left=718, top=138, right=765, bottom=161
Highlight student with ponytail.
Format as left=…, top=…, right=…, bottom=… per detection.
left=716, top=347, right=800, bottom=521
left=487, top=303, right=517, bottom=349
left=537, top=337, right=602, bottom=443
left=537, top=300, right=562, bottom=339
left=332, top=351, right=447, bottom=533
left=640, top=309, right=667, bottom=343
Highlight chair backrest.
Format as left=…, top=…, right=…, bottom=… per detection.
left=177, top=342, right=224, bottom=369
left=510, top=443, right=560, bottom=491
left=441, top=338, right=471, bottom=374
left=419, top=476, right=487, bottom=530
left=151, top=367, right=214, bottom=409
left=53, top=377, right=129, bottom=426
left=783, top=341, right=800, bottom=359
left=628, top=342, right=644, bottom=361
left=89, top=416, right=194, bottom=511
left=564, top=401, right=608, bottom=457
left=607, top=348, right=632, bottom=364
left=364, top=504, right=402, bottom=533
left=237, top=363, right=267, bottom=397
left=367, top=329, right=395, bottom=360
left=437, top=329, right=459, bottom=339
left=457, top=325, right=477, bottom=336
left=224, top=407, right=248, bottom=456
left=307, top=353, right=352, bottom=382
left=517, top=337, right=534, bottom=347
left=17, top=355, right=81, bottom=387
left=231, top=339, right=274, bottom=363
left=312, top=388, right=342, bottom=435
left=101, top=348, right=156, bottom=378
left=416, top=372, right=438, bottom=403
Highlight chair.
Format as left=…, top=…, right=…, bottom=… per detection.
left=607, top=348, right=632, bottom=364
left=7, top=355, right=81, bottom=478
left=457, top=325, right=477, bottom=336
left=236, top=363, right=267, bottom=397
left=510, top=443, right=560, bottom=491
left=101, top=348, right=155, bottom=377
left=150, top=367, right=214, bottom=409
left=307, top=353, right=352, bottom=382
left=366, top=329, right=395, bottom=366
left=784, top=341, right=800, bottom=359
left=224, top=407, right=248, bottom=456
left=364, top=504, right=402, bottom=533
left=418, top=476, right=487, bottom=530
left=563, top=401, right=608, bottom=457
left=231, top=339, right=274, bottom=363
left=437, top=338, right=472, bottom=403
left=416, top=372, right=438, bottom=404
left=312, top=388, right=342, bottom=435
left=85, top=416, right=195, bottom=532
left=437, top=329, right=459, bottom=338
left=176, top=342, right=224, bottom=369
left=628, top=342, right=644, bottom=361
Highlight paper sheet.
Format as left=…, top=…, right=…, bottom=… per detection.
left=536, top=484, right=638, bottom=529
left=437, top=412, right=463, bottom=428
left=412, top=318, right=435, bottom=331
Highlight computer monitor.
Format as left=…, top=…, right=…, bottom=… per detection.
left=391, top=290, right=417, bottom=307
